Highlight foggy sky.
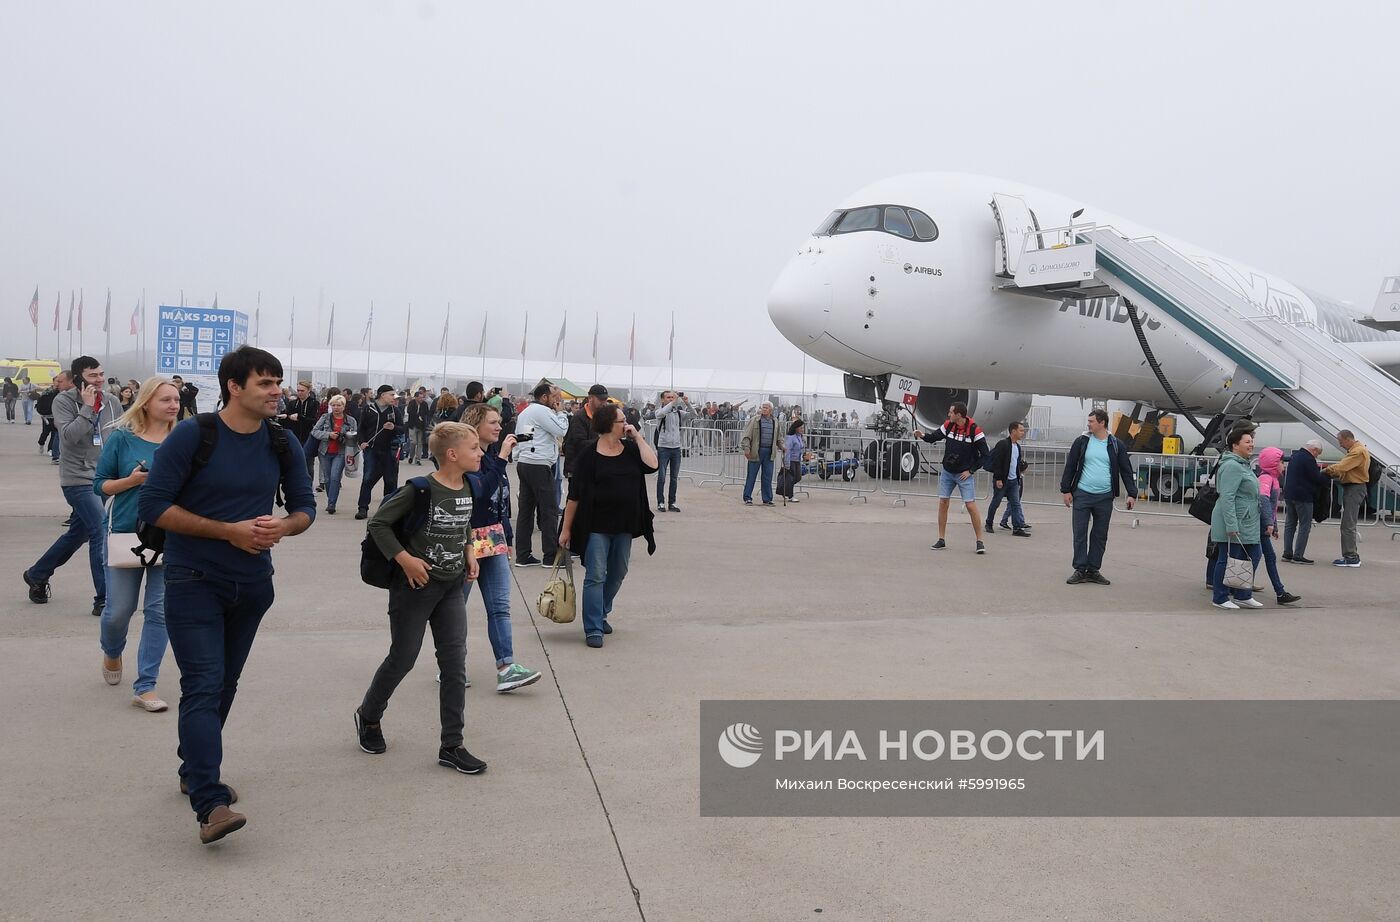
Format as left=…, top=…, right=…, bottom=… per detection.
left=3, top=0, right=1398, bottom=373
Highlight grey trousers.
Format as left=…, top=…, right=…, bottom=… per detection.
left=360, top=572, right=467, bottom=747
left=1340, top=483, right=1366, bottom=561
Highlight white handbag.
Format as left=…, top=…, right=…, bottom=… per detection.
left=105, top=497, right=147, bottom=569
left=1221, top=540, right=1253, bottom=590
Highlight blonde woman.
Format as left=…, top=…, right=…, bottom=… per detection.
left=311, top=394, right=359, bottom=514
left=93, top=376, right=181, bottom=711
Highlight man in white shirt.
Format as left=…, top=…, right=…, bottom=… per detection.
left=512, top=382, right=570, bottom=567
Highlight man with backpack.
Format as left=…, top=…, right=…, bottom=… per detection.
left=138, top=346, right=316, bottom=844
left=35, top=373, right=71, bottom=462
left=356, top=385, right=405, bottom=520
left=1059, top=409, right=1138, bottom=585
left=914, top=401, right=991, bottom=554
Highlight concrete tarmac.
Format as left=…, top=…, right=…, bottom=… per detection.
left=2, top=421, right=1398, bottom=921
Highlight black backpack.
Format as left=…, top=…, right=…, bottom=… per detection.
left=134, top=413, right=294, bottom=566
left=359, top=477, right=434, bottom=588
left=35, top=389, right=57, bottom=416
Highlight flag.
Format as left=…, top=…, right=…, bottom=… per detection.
left=479, top=313, right=488, bottom=353
left=668, top=314, right=675, bottom=361
left=102, top=289, right=111, bottom=333
left=592, top=313, right=598, bottom=359
left=27, top=287, right=38, bottom=326
left=327, top=303, right=336, bottom=345
left=53, top=293, right=60, bottom=331
left=77, top=291, right=84, bottom=331
left=554, top=313, right=567, bottom=357
left=520, top=313, right=528, bottom=357
left=67, top=292, right=74, bottom=331
left=129, top=301, right=139, bottom=335
left=629, top=315, right=635, bottom=362
left=440, top=306, right=450, bottom=351
left=362, top=303, right=373, bottom=345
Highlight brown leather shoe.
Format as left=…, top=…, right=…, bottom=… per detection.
left=180, top=778, right=238, bottom=804
left=199, top=805, right=246, bottom=844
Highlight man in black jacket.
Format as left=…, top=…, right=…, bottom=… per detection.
left=1059, top=410, right=1138, bottom=585
left=355, top=385, right=405, bottom=519
left=563, top=384, right=609, bottom=479
left=914, top=401, right=990, bottom=554
left=985, top=420, right=1031, bottom=537
left=1282, top=439, right=1326, bottom=563
left=278, top=380, right=321, bottom=479
left=406, top=388, right=431, bottom=465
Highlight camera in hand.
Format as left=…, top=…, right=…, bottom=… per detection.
left=514, top=431, right=534, bottom=442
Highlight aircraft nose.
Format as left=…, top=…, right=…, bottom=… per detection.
left=767, top=250, right=831, bottom=347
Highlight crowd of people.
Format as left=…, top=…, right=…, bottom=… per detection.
left=12, top=347, right=1381, bottom=846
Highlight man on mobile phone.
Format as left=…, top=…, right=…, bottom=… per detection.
left=23, top=356, right=122, bottom=615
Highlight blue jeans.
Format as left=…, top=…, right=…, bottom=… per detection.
left=656, top=446, right=681, bottom=505
left=582, top=532, right=632, bottom=638
left=987, top=478, right=1025, bottom=527
left=1258, top=535, right=1286, bottom=596
left=163, top=566, right=275, bottom=820
left=358, top=450, right=399, bottom=514
left=100, top=565, right=167, bottom=694
left=1283, top=499, right=1313, bottom=558
left=1070, top=489, right=1114, bottom=573
left=30, top=483, right=107, bottom=605
left=462, top=551, right=514, bottom=667
left=743, top=456, right=775, bottom=503
left=1212, top=542, right=1263, bottom=603
left=22, top=398, right=34, bottom=423
left=322, top=451, right=347, bottom=508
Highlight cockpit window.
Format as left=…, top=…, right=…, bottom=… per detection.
left=813, top=211, right=842, bottom=235
left=815, top=204, right=939, bottom=242
left=835, top=207, right=881, bottom=232
left=908, top=209, right=938, bottom=240
left=883, top=206, right=915, bottom=239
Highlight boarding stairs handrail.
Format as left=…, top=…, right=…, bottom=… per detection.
left=1075, top=227, right=1400, bottom=478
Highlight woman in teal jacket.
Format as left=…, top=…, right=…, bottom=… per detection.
left=1209, top=428, right=1262, bottom=609
left=93, top=377, right=182, bottom=710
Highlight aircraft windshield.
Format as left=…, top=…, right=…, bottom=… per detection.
left=814, top=204, right=939, bottom=241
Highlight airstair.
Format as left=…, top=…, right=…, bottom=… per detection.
left=989, top=197, right=1400, bottom=486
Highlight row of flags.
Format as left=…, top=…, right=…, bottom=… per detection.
left=27, top=287, right=142, bottom=335
left=26, top=288, right=677, bottom=362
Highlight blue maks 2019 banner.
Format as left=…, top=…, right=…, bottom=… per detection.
left=156, top=306, right=248, bottom=376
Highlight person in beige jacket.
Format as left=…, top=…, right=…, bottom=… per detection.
left=1324, top=430, right=1371, bottom=567
left=739, top=402, right=785, bottom=505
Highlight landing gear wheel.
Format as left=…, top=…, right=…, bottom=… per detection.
left=864, top=440, right=883, bottom=479
left=1151, top=469, right=1184, bottom=504
left=885, top=440, right=918, bottom=481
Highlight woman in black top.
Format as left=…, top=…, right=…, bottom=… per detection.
left=559, top=403, right=658, bottom=647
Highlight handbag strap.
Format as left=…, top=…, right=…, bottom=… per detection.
left=551, top=548, right=574, bottom=585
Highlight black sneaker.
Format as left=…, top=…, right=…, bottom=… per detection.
left=326, top=506, right=336, bottom=515
left=1086, top=571, right=1111, bottom=585
left=668, top=504, right=681, bottom=512
left=91, top=601, right=104, bottom=617
left=1293, top=556, right=1315, bottom=565
left=656, top=503, right=665, bottom=512
left=354, top=709, right=386, bottom=754
left=354, top=511, right=368, bottom=520
left=1066, top=570, right=1090, bottom=585
left=22, top=569, right=50, bottom=604
left=515, top=555, right=542, bottom=568
left=438, top=746, right=486, bottom=774
left=930, top=538, right=946, bottom=550
left=984, top=520, right=995, bottom=532
left=975, top=541, right=986, bottom=555
left=1012, top=528, right=1031, bottom=537
left=602, top=621, right=613, bottom=635
left=1281, top=553, right=1294, bottom=562
left=999, top=522, right=1013, bottom=531
left=1277, top=592, right=1301, bottom=605
left=762, top=501, right=775, bottom=507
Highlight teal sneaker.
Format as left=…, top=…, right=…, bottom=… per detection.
left=496, top=663, right=542, bottom=693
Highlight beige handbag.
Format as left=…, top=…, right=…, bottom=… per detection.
left=536, top=550, right=577, bottom=624
left=105, top=498, right=146, bottom=569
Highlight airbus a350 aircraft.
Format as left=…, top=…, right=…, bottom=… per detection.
left=767, top=172, right=1400, bottom=439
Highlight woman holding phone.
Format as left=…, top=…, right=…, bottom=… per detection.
left=93, top=376, right=181, bottom=711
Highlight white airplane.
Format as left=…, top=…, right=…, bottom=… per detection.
left=767, top=172, right=1400, bottom=441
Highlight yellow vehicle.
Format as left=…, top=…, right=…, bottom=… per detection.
left=1, top=359, right=62, bottom=386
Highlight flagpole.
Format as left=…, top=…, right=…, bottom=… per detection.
left=68, top=291, right=73, bottom=358
left=327, top=303, right=334, bottom=382
left=402, top=302, right=411, bottom=385
left=441, top=302, right=450, bottom=386
left=669, top=310, right=675, bottom=390
left=560, top=310, right=566, bottom=378
left=593, top=311, right=598, bottom=385
left=33, top=289, right=39, bottom=359
left=365, top=300, right=373, bottom=380
left=520, top=311, right=527, bottom=391
left=78, top=288, right=83, bottom=355
left=255, top=291, right=261, bottom=347
left=629, top=313, right=635, bottom=399
left=480, top=311, right=488, bottom=382
left=140, top=289, right=146, bottom=371
left=105, top=288, right=111, bottom=360
left=289, top=296, right=296, bottom=377
left=56, top=294, right=61, bottom=362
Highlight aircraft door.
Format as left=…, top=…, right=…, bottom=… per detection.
left=990, top=194, right=1042, bottom=276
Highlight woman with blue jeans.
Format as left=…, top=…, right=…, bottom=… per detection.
left=93, top=376, right=181, bottom=711
left=1209, top=429, right=1263, bottom=610
left=779, top=420, right=811, bottom=502
left=559, top=404, right=658, bottom=648
left=311, top=395, right=358, bottom=514
left=460, top=403, right=542, bottom=692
